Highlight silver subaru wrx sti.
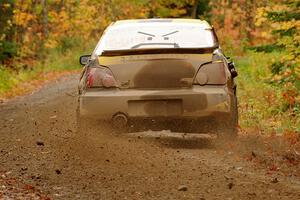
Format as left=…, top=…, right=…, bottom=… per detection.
left=77, top=18, right=238, bottom=137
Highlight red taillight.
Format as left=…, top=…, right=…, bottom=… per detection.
left=86, top=67, right=117, bottom=88
left=195, top=62, right=226, bottom=85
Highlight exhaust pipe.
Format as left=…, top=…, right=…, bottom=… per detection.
left=112, top=113, right=128, bottom=129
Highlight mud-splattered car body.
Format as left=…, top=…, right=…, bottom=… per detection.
left=78, top=19, right=238, bottom=135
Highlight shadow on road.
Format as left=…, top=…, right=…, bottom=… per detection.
left=156, top=136, right=215, bottom=149
left=126, top=131, right=216, bottom=149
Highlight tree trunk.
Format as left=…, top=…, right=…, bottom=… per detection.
left=41, top=0, right=48, bottom=38
left=191, top=0, right=199, bottom=19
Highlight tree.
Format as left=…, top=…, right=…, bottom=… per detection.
left=256, top=0, right=300, bottom=111
left=0, top=0, right=17, bottom=63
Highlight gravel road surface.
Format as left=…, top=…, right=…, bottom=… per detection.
left=0, top=74, right=299, bottom=200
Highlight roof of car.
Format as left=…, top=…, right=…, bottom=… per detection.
left=113, top=18, right=212, bottom=29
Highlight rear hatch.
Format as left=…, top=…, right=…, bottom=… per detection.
left=98, top=53, right=212, bottom=89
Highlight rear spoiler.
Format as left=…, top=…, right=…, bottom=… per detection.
left=101, top=47, right=217, bottom=57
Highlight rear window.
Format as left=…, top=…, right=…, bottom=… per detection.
left=95, top=22, right=217, bottom=55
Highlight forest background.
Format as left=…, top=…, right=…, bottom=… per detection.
left=0, top=0, right=299, bottom=135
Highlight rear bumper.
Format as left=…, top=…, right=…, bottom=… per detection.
left=79, top=85, right=234, bottom=120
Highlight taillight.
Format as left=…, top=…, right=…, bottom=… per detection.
left=195, top=62, right=226, bottom=85
left=86, top=67, right=117, bottom=88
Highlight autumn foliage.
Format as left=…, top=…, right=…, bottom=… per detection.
left=0, top=0, right=299, bottom=133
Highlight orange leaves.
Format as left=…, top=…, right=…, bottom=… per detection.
left=257, top=1, right=300, bottom=100
left=209, top=0, right=263, bottom=52
left=13, top=0, right=38, bottom=28
left=13, top=11, right=35, bottom=27
left=283, top=131, right=299, bottom=146
left=0, top=171, right=51, bottom=199
left=7, top=0, right=211, bottom=55
left=236, top=132, right=300, bottom=177
left=282, top=89, right=298, bottom=109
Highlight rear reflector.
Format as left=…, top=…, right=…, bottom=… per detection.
left=195, top=62, right=226, bottom=85
left=87, top=67, right=117, bottom=88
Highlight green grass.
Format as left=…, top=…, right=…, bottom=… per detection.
left=0, top=40, right=95, bottom=97
left=235, top=51, right=300, bottom=133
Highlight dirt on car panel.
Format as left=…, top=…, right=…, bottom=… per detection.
left=138, top=92, right=208, bottom=111
left=133, top=59, right=194, bottom=88
left=96, top=53, right=230, bottom=117
left=128, top=99, right=183, bottom=117
left=98, top=53, right=212, bottom=88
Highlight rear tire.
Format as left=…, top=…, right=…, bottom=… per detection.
left=76, top=107, right=128, bottom=136
left=217, top=95, right=238, bottom=140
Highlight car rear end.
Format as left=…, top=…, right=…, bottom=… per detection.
left=78, top=19, right=237, bottom=134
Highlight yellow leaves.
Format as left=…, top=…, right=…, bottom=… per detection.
left=294, top=34, right=300, bottom=44
left=8, top=0, right=210, bottom=54
left=284, top=54, right=295, bottom=61
left=295, top=66, right=300, bottom=77
left=6, top=19, right=12, bottom=27
left=169, top=8, right=187, bottom=17
left=260, top=31, right=269, bottom=38
left=44, top=39, right=58, bottom=49
left=276, top=20, right=299, bottom=31
left=13, top=11, right=35, bottom=27
left=255, top=7, right=268, bottom=27
left=272, top=74, right=282, bottom=81
left=2, top=3, right=11, bottom=8
left=0, top=34, right=5, bottom=41
left=283, top=69, right=292, bottom=77
left=257, top=1, right=300, bottom=99
left=295, top=95, right=300, bottom=107
left=49, top=10, right=70, bottom=35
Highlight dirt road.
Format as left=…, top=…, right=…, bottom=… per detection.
left=0, top=75, right=299, bottom=200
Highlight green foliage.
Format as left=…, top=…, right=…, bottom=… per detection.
left=236, top=51, right=300, bottom=133
left=0, top=40, right=95, bottom=96
left=255, top=0, right=300, bottom=114
left=0, top=41, right=18, bottom=61
left=0, top=0, right=209, bottom=65
left=267, top=10, right=300, bottom=22
left=42, top=39, right=95, bottom=72
left=145, top=0, right=203, bottom=18
left=197, top=0, right=211, bottom=19
left=57, top=37, right=84, bottom=54
left=248, top=44, right=284, bottom=53
left=0, top=0, right=15, bottom=63
left=0, top=66, right=14, bottom=93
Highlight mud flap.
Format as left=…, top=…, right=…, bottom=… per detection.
left=217, top=95, right=238, bottom=139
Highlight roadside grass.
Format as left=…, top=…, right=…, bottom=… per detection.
left=0, top=41, right=95, bottom=98
left=235, top=51, right=300, bottom=134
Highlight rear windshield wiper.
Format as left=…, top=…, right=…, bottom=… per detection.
left=137, top=31, right=156, bottom=37
left=162, top=30, right=179, bottom=37
left=131, top=43, right=180, bottom=49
